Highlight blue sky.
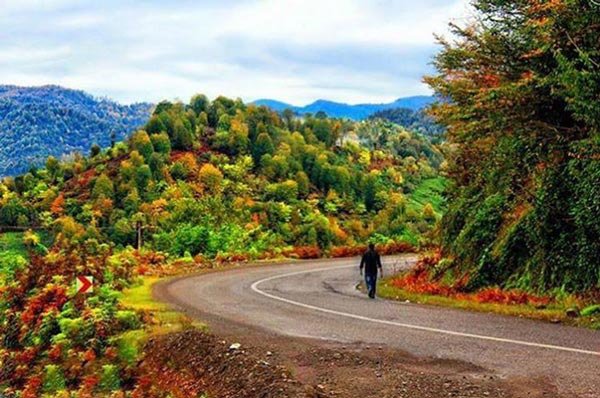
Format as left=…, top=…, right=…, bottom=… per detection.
left=0, top=0, right=471, bottom=105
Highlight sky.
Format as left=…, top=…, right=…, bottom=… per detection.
left=0, top=0, right=471, bottom=105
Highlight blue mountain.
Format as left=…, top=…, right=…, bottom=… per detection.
left=0, top=85, right=152, bottom=176
left=252, top=95, right=435, bottom=120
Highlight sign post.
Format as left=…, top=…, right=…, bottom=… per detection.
left=76, top=276, right=94, bottom=294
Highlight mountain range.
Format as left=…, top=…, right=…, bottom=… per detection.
left=0, top=85, right=152, bottom=176
left=252, top=95, right=435, bottom=120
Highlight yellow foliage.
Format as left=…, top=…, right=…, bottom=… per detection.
left=198, top=163, right=223, bottom=194
left=23, top=229, right=40, bottom=246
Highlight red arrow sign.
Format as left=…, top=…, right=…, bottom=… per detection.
left=76, top=276, right=93, bottom=294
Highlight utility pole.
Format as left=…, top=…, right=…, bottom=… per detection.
left=136, top=220, right=142, bottom=250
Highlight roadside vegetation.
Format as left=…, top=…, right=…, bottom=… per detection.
left=378, top=252, right=600, bottom=329
left=0, top=93, right=444, bottom=396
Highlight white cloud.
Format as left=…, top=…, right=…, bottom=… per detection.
left=0, top=0, right=472, bottom=104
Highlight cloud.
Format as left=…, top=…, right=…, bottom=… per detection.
left=0, top=0, right=471, bottom=104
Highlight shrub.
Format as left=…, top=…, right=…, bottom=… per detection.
left=99, top=364, right=121, bottom=392
left=115, top=310, right=140, bottom=330
left=43, top=364, right=65, bottom=393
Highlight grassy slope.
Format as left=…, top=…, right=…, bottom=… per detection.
left=406, top=177, right=447, bottom=216
left=121, top=276, right=206, bottom=335
left=0, top=232, right=27, bottom=258
left=0, top=232, right=27, bottom=282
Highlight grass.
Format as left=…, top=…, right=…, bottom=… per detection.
left=0, top=232, right=28, bottom=258
left=377, top=278, right=600, bottom=329
left=121, top=276, right=207, bottom=336
left=406, top=177, right=448, bottom=215
left=0, top=232, right=28, bottom=283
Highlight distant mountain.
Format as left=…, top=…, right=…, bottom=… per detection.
left=252, top=99, right=296, bottom=112
left=252, top=95, right=435, bottom=120
left=0, top=85, right=152, bottom=176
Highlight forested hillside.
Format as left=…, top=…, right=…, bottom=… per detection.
left=369, top=107, right=445, bottom=141
left=1, top=94, right=445, bottom=258
left=0, top=95, right=446, bottom=395
left=426, top=0, right=600, bottom=293
left=0, top=85, right=152, bottom=176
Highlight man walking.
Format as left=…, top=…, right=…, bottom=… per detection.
left=360, top=243, right=383, bottom=299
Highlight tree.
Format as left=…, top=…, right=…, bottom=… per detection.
left=91, top=174, right=114, bottom=200
left=190, top=94, right=209, bottom=115
left=146, top=115, right=167, bottom=135
left=129, top=130, right=154, bottom=161
left=172, top=120, right=194, bottom=150
left=150, top=132, right=171, bottom=155
left=296, top=171, right=310, bottom=198
left=252, top=133, right=275, bottom=163
left=90, top=144, right=101, bottom=157
left=45, top=156, right=60, bottom=182
left=153, top=100, right=173, bottom=115
left=363, top=172, right=380, bottom=212
left=198, top=163, right=223, bottom=194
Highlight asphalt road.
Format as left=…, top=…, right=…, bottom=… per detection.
left=157, top=255, right=600, bottom=398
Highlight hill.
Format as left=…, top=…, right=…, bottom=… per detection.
left=369, top=107, right=445, bottom=139
left=0, top=85, right=152, bottom=176
left=252, top=95, right=435, bottom=120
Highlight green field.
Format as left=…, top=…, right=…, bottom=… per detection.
left=407, top=177, right=448, bottom=215
left=0, top=232, right=28, bottom=282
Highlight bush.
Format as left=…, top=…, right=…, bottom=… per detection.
left=115, top=310, right=140, bottom=330
left=43, top=364, right=65, bottom=393
left=99, top=364, right=121, bottom=392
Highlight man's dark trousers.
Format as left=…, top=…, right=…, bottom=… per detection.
left=365, top=273, right=377, bottom=298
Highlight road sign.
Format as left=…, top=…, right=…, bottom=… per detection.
left=76, top=276, right=93, bottom=294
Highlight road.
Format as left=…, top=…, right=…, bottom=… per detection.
left=156, top=255, right=600, bottom=398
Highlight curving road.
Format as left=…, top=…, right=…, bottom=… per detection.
left=156, top=256, right=600, bottom=398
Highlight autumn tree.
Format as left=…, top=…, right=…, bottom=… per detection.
left=199, top=163, right=223, bottom=194
left=426, top=0, right=600, bottom=291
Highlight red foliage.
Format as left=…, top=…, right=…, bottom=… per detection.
left=469, top=287, right=551, bottom=306
left=104, top=346, right=119, bottom=360
left=377, top=241, right=415, bottom=255
left=20, top=286, right=68, bottom=329
left=389, top=250, right=552, bottom=306
left=330, top=242, right=415, bottom=258
left=83, top=348, right=96, bottom=362
left=284, top=246, right=321, bottom=259
left=15, top=347, right=38, bottom=366
left=47, top=343, right=63, bottom=362
left=21, top=376, right=42, bottom=398
left=330, top=245, right=365, bottom=258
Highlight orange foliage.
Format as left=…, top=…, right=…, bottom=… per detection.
left=50, top=193, right=66, bottom=215
left=389, top=251, right=552, bottom=306
left=283, top=246, right=321, bottom=259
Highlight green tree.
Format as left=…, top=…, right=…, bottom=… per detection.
left=252, top=132, right=275, bottom=163
left=190, top=93, right=209, bottom=115
left=91, top=173, right=114, bottom=200
left=130, top=130, right=154, bottom=160
left=146, top=115, right=167, bottom=135
left=150, top=132, right=171, bottom=155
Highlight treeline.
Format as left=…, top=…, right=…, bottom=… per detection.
left=427, top=0, right=600, bottom=293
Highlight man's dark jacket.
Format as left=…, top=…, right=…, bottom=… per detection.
left=360, top=249, right=382, bottom=275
